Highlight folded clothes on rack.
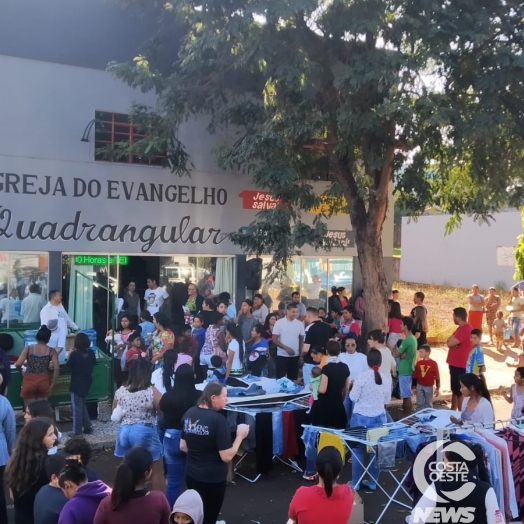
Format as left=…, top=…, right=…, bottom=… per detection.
left=227, top=384, right=267, bottom=397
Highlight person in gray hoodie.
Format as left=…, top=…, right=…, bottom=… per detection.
left=170, top=490, right=204, bottom=524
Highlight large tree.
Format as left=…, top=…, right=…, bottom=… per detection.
left=111, top=0, right=524, bottom=331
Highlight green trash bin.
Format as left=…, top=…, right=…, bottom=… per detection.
left=7, top=348, right=112, bottom=411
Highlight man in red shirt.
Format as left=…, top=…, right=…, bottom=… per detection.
left=446, top=307, right=472, bottom=410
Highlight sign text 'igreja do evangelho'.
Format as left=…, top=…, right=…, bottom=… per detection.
left=0, top=172, right=228, bottom=253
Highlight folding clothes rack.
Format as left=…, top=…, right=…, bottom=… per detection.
left=224, top=394, right=310, bottom=483
left=436, top=415, right=524, bottom=462
left=303, top=424, right=413, bottom=524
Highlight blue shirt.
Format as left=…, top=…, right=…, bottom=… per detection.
left=227, top=303, right=237, bottom=319
left=0, top=395, right=15, bottom=466
left=192, top=328, right=206, bottom=351
left=466, top=344, right=485, bottom=374
left=139, top=321, right=155, bottom=343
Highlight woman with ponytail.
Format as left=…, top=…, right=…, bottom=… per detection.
left=450, top=373, right=494, bottom=426
left=94, top=447, right=170, bottom=524
left=58, top=458, right=111, bottom=524
left=349, top=349, right=391, bottom=491
left=288, top=446, right=353, bottom=524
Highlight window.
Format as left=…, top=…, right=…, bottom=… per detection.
left=0, top=252, right=49, bottom=327
left=94, top=111, right=165, bottom=166
left=248, top=256, right=353, bottom=310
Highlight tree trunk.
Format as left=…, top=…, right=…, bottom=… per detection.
left=355, top=224, right=389, bottom=345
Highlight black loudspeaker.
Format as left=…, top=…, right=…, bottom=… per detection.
left=245, top=257, right=263, bottom=290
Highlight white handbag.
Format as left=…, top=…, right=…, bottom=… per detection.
left=111, top=404, right=124, bottom=422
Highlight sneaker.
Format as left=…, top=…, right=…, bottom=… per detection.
left=83, top=427, right=93, bottom=435
left=216, top=521, right=226, bottom=524
left=302, top=471, right=317, bottom=481
left=68, top=431, right=82, bottom=438
left=361, top=480, right=377, bottom=491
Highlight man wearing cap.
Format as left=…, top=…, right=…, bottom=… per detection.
left=40, top=290, right=78, bottom=359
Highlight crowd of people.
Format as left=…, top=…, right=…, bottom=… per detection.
left=2, top=278, right=524, bottom=524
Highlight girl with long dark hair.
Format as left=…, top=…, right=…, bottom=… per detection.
left=105, top=315, right=137, bottom=388
left=6, top=418, right=57, bottom=524
left=387, top=301, right=403, bottom=350
left=160, top=364, right=200, bottom=506
left=225, top=322, right=244, bottom=380
left=58, top=458, right=110, bottom=524
left=112, top=359, right=164, bottom=491
left=93, top=447, right=170, bottom=524
left=288, top=446, right=354, bottom=524
left=349, top=349, right=391, bottom=491
left=450, top=373, right=494, bottom=426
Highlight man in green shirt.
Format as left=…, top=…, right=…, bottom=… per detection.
left=395, top=316, right=417, bottom=417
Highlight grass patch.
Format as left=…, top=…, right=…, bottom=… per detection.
left=393, top=281, right=511, bottom=343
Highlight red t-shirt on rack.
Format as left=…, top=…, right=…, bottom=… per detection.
left=288, top=485, right=354, bottom=524
left=446, top=323, right=473, bottom=368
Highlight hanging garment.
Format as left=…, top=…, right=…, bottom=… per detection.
left=318, top=432, right=345, bottom=461
left=293, top=408, right=310, bottom=458
left=497, top=427, right=524, bottom=517
left=272, top=411, right=283, bottom=456
left=377, top=441, right=397, bottom=470
left=255, top=412, right=273, bottom=474
left=366, top=427, right=390, bottom=453
left=478, top=429, right=519, bottom=520
left=282, top=410, right=299, bottom=459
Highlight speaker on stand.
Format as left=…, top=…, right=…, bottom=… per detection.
left=245, top=258, right=262, bottom=291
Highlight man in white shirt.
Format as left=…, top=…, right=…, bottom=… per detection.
left=291, top=292, right=307, bottom=321
left=21, top=284, right=46, bottom=323
left=144, top=277, right=169, bottom=315
left=0, top=289, right=18, bottom=323
left=272, top=303, right=305, bottom=380
left=40, top=290, right=78, bottom=358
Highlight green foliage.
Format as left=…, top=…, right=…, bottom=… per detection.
left=110, top=0, right=524, bottom=284
left=515, top=207, right=524, bottom=280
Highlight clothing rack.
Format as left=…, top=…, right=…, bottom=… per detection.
left=437, top=415, right=524, bottom=440
left=303, top=424, right=412, bottom=524
left=224, top=395, right=310, bottom=483
left=224, top=394, right=310, bottom=414
left=435, top=415, right=524, bottom=522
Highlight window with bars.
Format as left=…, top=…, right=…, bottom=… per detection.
left=94, top=111, right=165, bottom=166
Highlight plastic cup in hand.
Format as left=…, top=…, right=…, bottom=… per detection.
left=237, top=423, right=249, bottom=436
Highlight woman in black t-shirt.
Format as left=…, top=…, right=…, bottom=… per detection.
left=159, top=364, right=200, bottom=508
left=180, top=382, right=249, bottom=524
left=310, top=340, right=350, bottom=429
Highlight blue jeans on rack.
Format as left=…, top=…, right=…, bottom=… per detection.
left=350, top=412, right=387, bottom=490
left=164, top=429, right=186, bottom=507
left=302, top=425, right=319, bottom=475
